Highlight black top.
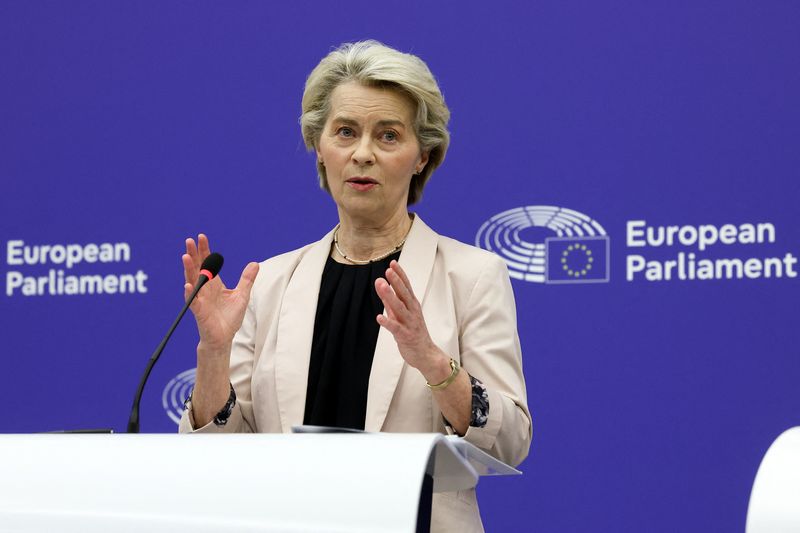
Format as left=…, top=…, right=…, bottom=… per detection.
left=303, top=251, right=401, bottom=430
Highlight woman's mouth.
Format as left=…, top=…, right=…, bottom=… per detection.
left=346, top=177, right=378, bottom=191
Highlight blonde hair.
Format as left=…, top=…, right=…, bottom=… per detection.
left=301, top=40, right=450, bottom=205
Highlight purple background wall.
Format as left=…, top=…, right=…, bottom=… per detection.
left=2, top=2, right=799, bottom=531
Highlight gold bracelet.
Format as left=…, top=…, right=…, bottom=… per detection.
left=426, top=358, right=460, bottom=390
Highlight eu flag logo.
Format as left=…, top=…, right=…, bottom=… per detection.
left=545, top=236, right=610, bottom=284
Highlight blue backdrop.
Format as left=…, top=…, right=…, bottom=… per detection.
left=2, top=2, right=799, bottom=531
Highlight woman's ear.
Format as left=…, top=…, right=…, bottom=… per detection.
left=416, top=151, right=430, bottom=174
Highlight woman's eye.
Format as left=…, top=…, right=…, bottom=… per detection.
left=382, top=131, right=398, bottom=142
left=337, top=127, right=354, bottom=137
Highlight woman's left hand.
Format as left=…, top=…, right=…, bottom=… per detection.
left=375, top=260, right=451, bottom=383
left=376, top=260, right=472, bottom=433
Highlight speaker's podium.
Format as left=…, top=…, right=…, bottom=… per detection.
left=0, top=430, right=520, bottom=532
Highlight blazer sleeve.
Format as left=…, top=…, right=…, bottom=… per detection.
left=178, top=296, right=258, bottom=434
left=450, top=254, right=532, bottom=467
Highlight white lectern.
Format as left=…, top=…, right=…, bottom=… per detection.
left=0, top=433, right=519, bottom=532
left=746, top=427, right=800, bottom=533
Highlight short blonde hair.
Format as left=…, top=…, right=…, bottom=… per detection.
left=301, top=40, right=450, bottom=205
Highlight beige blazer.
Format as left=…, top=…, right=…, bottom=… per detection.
left=181, top=215, right=532, bottom=532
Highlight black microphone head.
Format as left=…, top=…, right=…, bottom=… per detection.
left=200, top=252, right=224, bottom=279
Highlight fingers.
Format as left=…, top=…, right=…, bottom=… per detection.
left=181, top=237, right=260, bottom=323
left=185, top=237, right=198, bottom=258
left=235, top=262, right=260, bottom=293
left=184, top=233, right=212, bottom=283
left=374, top=260, right=421, bottom=324
left=182, top=253, right=197, bottom=284
left=389, top=260, right=413, bottom=292
left=375, top=271, right=434, bottom=361
left=197, top=233, right=211, bottom=258
left=185, top=234, right=211, bottom=262
left=375, top=312, right=397, bottom=334
left=384, top=261, right=417, bottom=309
left=375, top=277, right=409, bottom=325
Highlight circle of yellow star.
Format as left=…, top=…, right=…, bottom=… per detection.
left=560, top=243, right=594, bottom=278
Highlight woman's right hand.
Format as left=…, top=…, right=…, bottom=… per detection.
left=182, top=234, right=260, bottom=355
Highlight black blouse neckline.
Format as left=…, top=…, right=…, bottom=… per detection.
left=303, top=251, right=401, bottom=430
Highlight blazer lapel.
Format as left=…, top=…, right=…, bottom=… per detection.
left=274, top=228, right=335, bottom=433
left=364, top=215, right=439, bottom=432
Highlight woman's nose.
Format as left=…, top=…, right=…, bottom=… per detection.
left=351, top=137, right=375, bottom=165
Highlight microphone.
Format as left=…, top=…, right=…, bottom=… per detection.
left=127, top=253, right=224, bottom=433
left=187, top=252, right=224, bottom=304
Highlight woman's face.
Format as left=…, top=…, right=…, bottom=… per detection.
left=316, top=81, right=428, bottom=223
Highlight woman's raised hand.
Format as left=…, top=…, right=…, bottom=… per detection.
left=374, top=260, right=451, bottom=384
left=375, top=260, right=471, bottom=433
left=182, top=234, right=259, bottom=355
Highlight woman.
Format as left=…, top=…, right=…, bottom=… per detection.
left=179, top=41, right=531, bottom=532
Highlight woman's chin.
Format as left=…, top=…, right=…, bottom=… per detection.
left=336, top=200, right=405, bottom=222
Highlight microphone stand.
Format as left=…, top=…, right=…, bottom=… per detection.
left=127, top=253, right=222, bottom=433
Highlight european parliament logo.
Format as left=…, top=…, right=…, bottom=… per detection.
left=476, top=206, right=610, bottom=284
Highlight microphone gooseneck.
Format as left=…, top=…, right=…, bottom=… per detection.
left=127, top=253, right=224, bottom=433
